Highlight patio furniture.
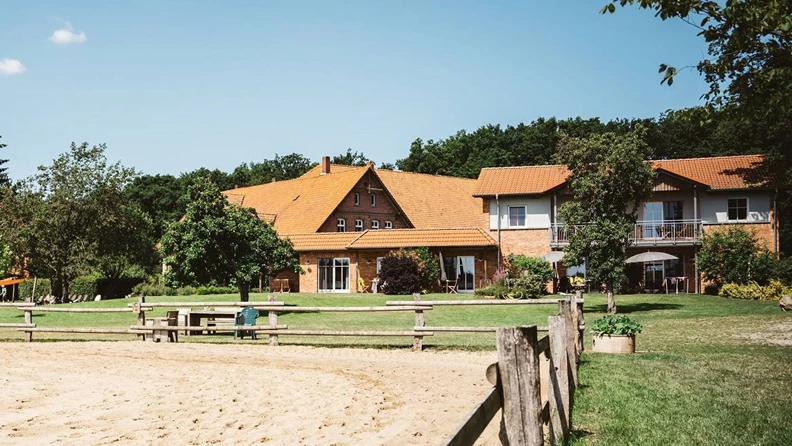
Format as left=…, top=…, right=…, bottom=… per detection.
left=234, top=307, right=260, bottom=340
left=444, top=279, right=458, bottom=294
left=357, top=277, right=370, bottom=293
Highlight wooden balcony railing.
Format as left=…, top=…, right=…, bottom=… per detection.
left=550, top=219, right=702, bottom=245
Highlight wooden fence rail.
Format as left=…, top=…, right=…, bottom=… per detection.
left=443, top=294, right=584, bottom=446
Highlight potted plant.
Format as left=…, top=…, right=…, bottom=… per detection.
left=590, top=314, right=643, bottom=354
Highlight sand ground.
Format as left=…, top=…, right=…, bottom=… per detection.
left=0, top=341, right=502, bottom=445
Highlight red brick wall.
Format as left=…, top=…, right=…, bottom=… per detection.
left=701, top=222, right=777, bottom=252
left=318, top=175, right=410, bottom=233
left=491, top=229, right=552, bottom=257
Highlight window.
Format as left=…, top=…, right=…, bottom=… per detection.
left=508, top=206, right=526, bottom=227
left=371, top=193, right=377, bottom=207
left=318, top=258, right=350, bottom=292
left=663, top=201, right=683, bottom=220
left=728, top=198, right=748, bottom=221
left=337, top=218, right=345, bottom=232
left=376, top=257, right=384, bottom=275
left=354, top=193, right=360, bottom=206
left=371, top=220, right=379, bottom=229
left=384, top=220, right=393, bottom=229
left=354, top=219, right=363, bottom=231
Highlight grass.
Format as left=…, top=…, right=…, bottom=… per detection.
left=1, top=291, right=790, bottom=444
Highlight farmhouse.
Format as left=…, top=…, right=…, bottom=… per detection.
left=223, top=157, right=498, bottom=293
left=224, top=154, right=782, bottom=294
left=474, top=154, right=784, bottom=293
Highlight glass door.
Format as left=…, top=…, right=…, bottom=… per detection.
left=643, top=261, right=664, bottom=293
left=318, top=257, right=350, bottom=292
left=643, top=202, right=663, bottom=238
left=457, top=256, right=475, bottom=292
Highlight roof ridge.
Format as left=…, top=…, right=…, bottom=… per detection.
left=653, top=154, right=764, bottom=163
left=479, top=164, right=567, bottom=171
left=375, top=168, right=477, bottom=182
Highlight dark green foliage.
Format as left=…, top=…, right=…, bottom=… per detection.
left=0, top=135, right=9, bottom=187
left=69, top=274, right=101, bottom=297
left=125, top=174, right=184, bottom=239
left=159, top=177, right=300, bottom=301
left=19, top=278, right=51, bottom=299
left=505, top=255, right=553, bottom=284
left=474, top=284, right=511, bottom=299
left=378, top=252, right=422, bottom=295
left=228, top=153, right=316, bottom=187
left=412, top=248, right=440, bottom=291
left=698, top=226, right=775, bottom=289
left=590, top=314, right=643, bottom=335
left=558, top=128, right=655, bottom=312
left=332, top=149, right=368, bottom=166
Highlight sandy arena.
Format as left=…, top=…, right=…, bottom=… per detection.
left=0, top=342, right=502, bottom=445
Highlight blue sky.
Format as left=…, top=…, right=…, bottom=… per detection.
left=1, top=1, right=709, bottom=180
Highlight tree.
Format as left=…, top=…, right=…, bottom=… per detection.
left=1, top=143, right=153, bottom=298
left=160, top=177, right=300, bottom=301
left=333, top=149, right=369, bottom=166
left=558, top=128, right=655, bottom=313
left=698, top=226, right=775, bottom=290
left=125, top=174, right=184, bottom=240
left=228, top=153, right=316, bottom=187
left=0, top=135, right=9, bottom=187
left=0, top=239, right=11, bottom=278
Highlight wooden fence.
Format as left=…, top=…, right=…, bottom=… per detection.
left=8, top=293, right=583, bottom=355
left=443, top=295, right=584, bottom=445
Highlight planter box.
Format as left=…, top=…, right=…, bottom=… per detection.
left=591, top=334, right=636, bottom=354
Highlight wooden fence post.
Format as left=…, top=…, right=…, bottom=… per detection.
left=268, top=294, right=279, bottom=346
left=413, top=293, right=424, bottom=351
left=496, top=326, right=543, bottom=446
left=548, top=315, right=571, bottom=444
left=559, top=300, right=578, bottom=388
left=575, top=294, right=585, bottom=355
left=137, top=296, right=146, bottom=341
left=24, top=309, right=32, bottom=342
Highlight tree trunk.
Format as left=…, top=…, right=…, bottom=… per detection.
left=606, top=284, right=616, bottom=314
left=238, top=282, right=250, bottom=302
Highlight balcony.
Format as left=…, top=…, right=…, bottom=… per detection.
left=550, top=219, right=703, bottom=246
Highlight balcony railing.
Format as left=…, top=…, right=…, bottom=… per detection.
left=550, top=219, right=703, bottom=245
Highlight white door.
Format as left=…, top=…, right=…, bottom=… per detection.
left=318, top=258, right=350, bottom=292
left=457, top=256, right=475, bottom=292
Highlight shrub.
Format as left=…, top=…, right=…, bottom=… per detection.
left=379, top=251, right=422, bottom=295
left=19, top=278, right=51, bottom=299
left=505, top=255, right=553, bottom=284
left=509, top=275, right=547, bottom=299
left=69, top=274, right=101, bottom=297
left=698, top=227, right=775, bottom=288
left=412, top=247, right=440, bottom=291
left=719, top=280, right=789, bottom=301
left=474, top=284, right=510, bottom=299
left=131, top=282, right=176, bottom=297
left=591, top=315, right=643, bottom=336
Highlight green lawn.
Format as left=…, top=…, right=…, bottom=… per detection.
left=1, top=292, right=790, bottom=445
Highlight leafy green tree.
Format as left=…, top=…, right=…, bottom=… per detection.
left=126, top=174, right=184, bottom=239
left=698, top=226, right=775, bottom=289
left=1, top=143, right=153, bottom=297
left=0, top=135, right=9, bottom=187
left=229, top=153, right=316, bottom=187
left=558, top=128, right=655, bottom=313
left=160, top=177, right=300, bottom=301
left=0, top=239, right=12, bottom=277
left=333, top=149, right=369, bottom=166
left=378, top=162, right=397, bottom=170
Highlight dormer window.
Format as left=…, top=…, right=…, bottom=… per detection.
left=354, top=219, right=364, bottom=232
left=384, top=221, right=393, bottom=229
left=337, top=218, right=346, bottom=232
left=371, top=220, right=379, bottom=229
left=354, top=193, right=360, bottom=206
left=371, top=193, right=376, bottom=207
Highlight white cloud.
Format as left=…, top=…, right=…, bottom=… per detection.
left=49, top=28, right=87, bottom=44
left=0, top=58, right=25, bottom=76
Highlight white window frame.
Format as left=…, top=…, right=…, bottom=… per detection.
left=354, top=192, right=360, bottom=206
left=384, top=220, right=393, bottom=229
left=371, top=193, right=377, bottom=207
left=727, top=197, right=749, bottom=221
left=337, top=218, right=346, bottom=232
left=354, top=219, right=364, bottom=232
left=508, top=205, right=527, bottom=228
left=371, top=220, right=379, bottom=229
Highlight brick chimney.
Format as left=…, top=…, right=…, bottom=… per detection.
left=321, top=156, right=330, bottom=175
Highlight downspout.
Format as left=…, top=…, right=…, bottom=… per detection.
left=496, top=194, right=502, bottom=272
left=694, top=185, right=699, bottom=294
left=774, top=188, right=779, bottom=255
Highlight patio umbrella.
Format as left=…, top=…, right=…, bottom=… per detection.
left=625, top=252, right=679, bottom=263
left=542, top=251, right=565, bottom=263
left=439, top=251, right=447, bottom=282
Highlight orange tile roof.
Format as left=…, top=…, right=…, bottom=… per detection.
left=222, top=167, right=369, bottom=234
left=375, top=169, right=484, bottom=229
left=474, top=165, right=570, bottom=197
left=473, top=154, right=783, bottom=196
left=284, top=232, right=362, bottom=251
left=299, top=163, right=361, bottom=178
left=347, top=228, right=497, bottom=249
left=654, top=155, right=784, bottom=190
left=284, top=228, right=496, bottom=251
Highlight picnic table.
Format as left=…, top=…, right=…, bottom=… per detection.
left=184, top=308, right=239, bottom=335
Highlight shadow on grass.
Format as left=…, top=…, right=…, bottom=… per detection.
left=570, top=429, right=593, bottom=441
left=587, top=303, right=683, bottom=314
